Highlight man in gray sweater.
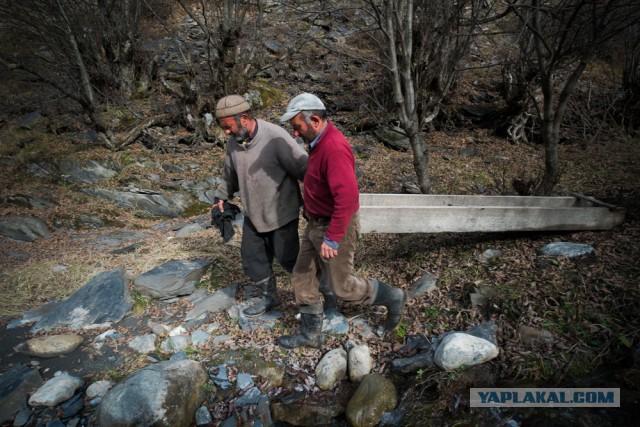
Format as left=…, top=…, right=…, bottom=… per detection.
left=213, top=95, right=309, bottom=316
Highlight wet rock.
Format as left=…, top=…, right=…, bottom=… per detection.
left=409, top=273, right=438, bottom=298
left=538, top=242, right=594, bottom=258
left=29, top=269, right=131, bottom=332
left=0, top=215, right=51, bottom=242
left=97, top=360, right=207, bottom=427
left=434, top=332, right=499, bottom=371
left=134, top=259, right=211, bottom=300
left=315, top=348, right=347, bottom=390
left=348, top=344, right=372, bottom=382
left=28, top=372, right=84, bottom=407
left=518, top=325, right=555, bottom=347
left=0, top=365, right=44, bottom=424
left=59, top=393, right=84, bottom=419
left=11, top=408, right=34, bottom=426
left=14, top=334, right=83, bottom=358
left=271, top=400, right=343, bottom=426
left=346, top=373, right=397, bottom=427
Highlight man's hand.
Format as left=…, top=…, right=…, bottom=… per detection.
left=214, top=199, right=224, bottom=212
left=320, top=241, right=338, bottom=259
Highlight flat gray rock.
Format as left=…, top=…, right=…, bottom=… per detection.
left=134, top=259, right=212, bottom=300
left=409, top=273, right=438, bottom=298
left=0, top=215, right=51, bottom=242
left=185, top=284, right=237, bottom=320
left=29, top=269, right=132, bottom=332
left=538, top=242, right=594, bottom=258
left=83, top=187, right=189, bottom=218
left=57, top=159, right=116, bottom=184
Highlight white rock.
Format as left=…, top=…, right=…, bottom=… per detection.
left=434, top=332, right=499, bottom=371
left=315, top=348, right=347, bottom=390
left=28, top=372, right=84, bottom=407
left=348, top=345, right=373, bottom=382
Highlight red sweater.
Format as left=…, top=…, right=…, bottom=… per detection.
left=304, top=121, right=359, bottom=242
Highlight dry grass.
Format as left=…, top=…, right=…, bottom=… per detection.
left=0, top=253, right=109, bottom=317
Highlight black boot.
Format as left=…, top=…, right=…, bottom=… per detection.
left=319, top=277, right=338, bottom=312
left=277, top=303, right=323, bottom=349
left=372, top=279, right=406, bottom=332
left=243, top=276, right=280, bottom=317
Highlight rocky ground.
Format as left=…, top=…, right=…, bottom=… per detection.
left=1, top=4, right=640, bottom=427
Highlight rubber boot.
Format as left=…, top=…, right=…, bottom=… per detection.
left=371, top=279, right=406, bottom=332
left=319, top=277, right=338, bottom=313
left=243, top=276, right=280, bottom=317
left=277, top=303, right=323, bottom=349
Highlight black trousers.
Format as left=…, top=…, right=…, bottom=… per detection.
left=241, top=216, right=300, bottom=282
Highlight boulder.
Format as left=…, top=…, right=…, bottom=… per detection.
left=348, top=345, right=373, bottom=382
left=97, top=360, right=208, bottom=427
left=28, top=373, right=84, bottom=407
left=315, top=348, right=347, bottom=390
left=434, top=332, right=499, bottom=371
left=0, top=215, right=51, bottom=242
left=29, top=269, right=131, bottom=332
left=134, top=259, right=211, bottom=300
left=346, top=374, right=397, bottom=427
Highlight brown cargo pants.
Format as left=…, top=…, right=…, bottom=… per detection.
left=291, top=211, right=377, bottom=306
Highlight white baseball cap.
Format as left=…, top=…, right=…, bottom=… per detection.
left=279, top=93, right=326, bottom=122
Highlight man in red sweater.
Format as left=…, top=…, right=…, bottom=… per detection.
left=277, top=93, right=406, bottom=349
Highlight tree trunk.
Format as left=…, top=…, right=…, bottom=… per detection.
left=406, top=115, right=431, bottom=194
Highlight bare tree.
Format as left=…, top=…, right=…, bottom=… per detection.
left=508, top=0, right=640, bottom=195
left=621, top=22, right=640, bottom=131
left=175, top=0, right=268, bottom=100
left=354, top=0, right=487, bottom=193
left=0, top=0, right=162, bottom=149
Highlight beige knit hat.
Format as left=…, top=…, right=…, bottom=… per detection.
left=215, top=95, right=250, bottom=118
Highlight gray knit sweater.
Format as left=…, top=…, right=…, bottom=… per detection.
left=214, top=119, right=308, bottom=232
